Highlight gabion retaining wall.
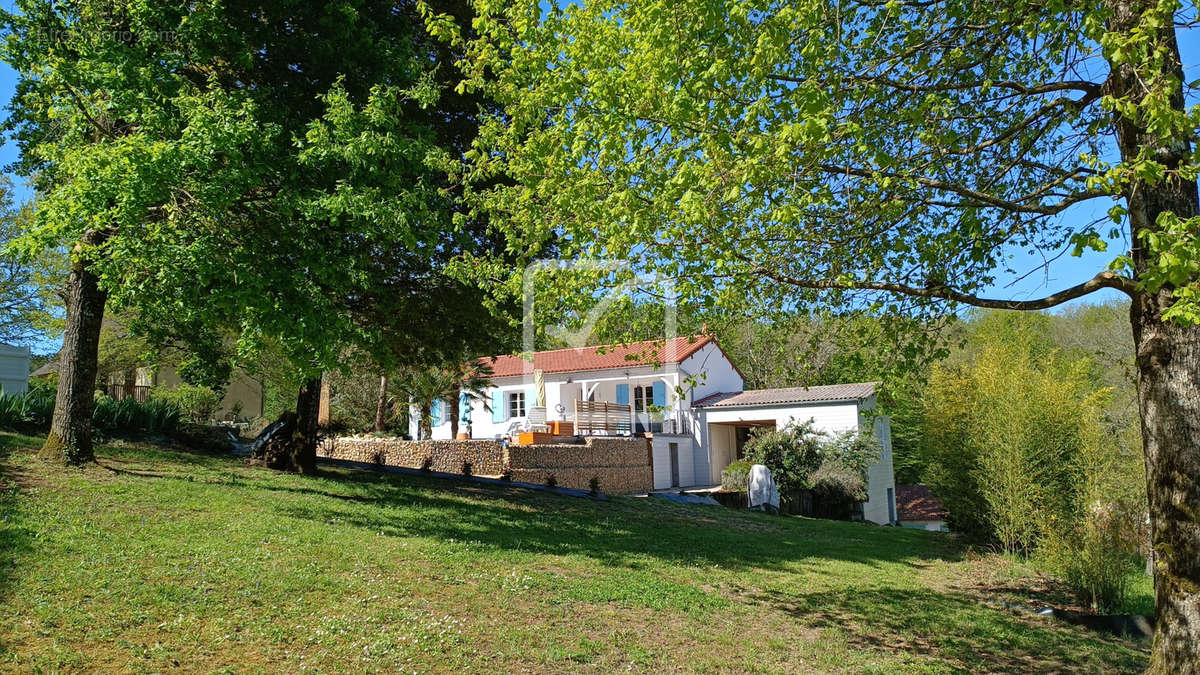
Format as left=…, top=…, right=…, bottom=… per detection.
left=318, top=435, right=653, bottom=494
left=317, top=438, right=506, bottom=476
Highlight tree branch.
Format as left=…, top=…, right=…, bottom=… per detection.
left=818, top=164, right=1105, bottom=214
left=757, top=268, right=1136, bottom=311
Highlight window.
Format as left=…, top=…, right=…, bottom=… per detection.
left=633, top=385, right=651, bottom=412
left=508, top=391, right=526, bottom=418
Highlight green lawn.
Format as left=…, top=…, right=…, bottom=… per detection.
left=0, top=432, right=1147, bottom=673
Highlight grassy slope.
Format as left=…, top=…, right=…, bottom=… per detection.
left=0, top=432, right=1147, bottom=673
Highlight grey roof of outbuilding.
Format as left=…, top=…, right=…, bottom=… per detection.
left=693, top=382, right=878, bottom=408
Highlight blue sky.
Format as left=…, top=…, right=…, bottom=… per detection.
left=1, top=11, right=1195, bottom=353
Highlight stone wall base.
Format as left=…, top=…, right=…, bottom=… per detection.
left=319, top=435, right=653, bottom=493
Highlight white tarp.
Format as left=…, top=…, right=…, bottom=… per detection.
left=747, top=464, right=780, bottom=512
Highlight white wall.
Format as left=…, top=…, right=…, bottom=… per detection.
left=859, top=397, right=897, bottom=525
left=422, top=365, right=689, bottom=440
left=0, top=344, right=31, bottom=396
left=679, top=342, right=744, bottom=481
left=651, top=435, right=695, bottom=490
left=696, top=396, right=897, bottom=524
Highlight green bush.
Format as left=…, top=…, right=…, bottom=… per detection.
left=743, top=422, right=881, bottom=495
left=1041, top=505, right=1140, bottom=613
left=742, top=421, right=825, bottom=493
left=721, top=460, right=753, bottom=492
left=920, top=319, right=1130, bottom=554
left=0, top=387, right=56, bottom=432
left=150, top=384, right=222, bottom=424
left=93, top=395, right=181, bottom=433
left=809, top=461, right=868, bottom=503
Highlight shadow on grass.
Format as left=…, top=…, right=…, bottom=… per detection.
left=91, top=439, right=960, bottom=572
left=0, top=433, right=39, bottom=605
left=748, top=586, right=1148, bottom=673
left=280, top=464, right=958, bottom=573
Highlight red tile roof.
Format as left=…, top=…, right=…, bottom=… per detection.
left=896, top=485, right=948, bottom=521
left=480, top=335, right=714, bottom=378
left=693, top=382, right=878, bottom=408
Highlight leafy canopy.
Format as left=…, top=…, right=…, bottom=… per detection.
left=443, top=0, right=1199, bottom=332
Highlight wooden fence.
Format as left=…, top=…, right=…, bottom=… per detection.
left=574, top=400, right=632, bottom=435
left=105, top=384, right=152, bottom=403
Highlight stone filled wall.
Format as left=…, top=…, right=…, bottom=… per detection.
left=318, top=437, right=506, bottom=476
left=318, top=436, right=653, bottom=494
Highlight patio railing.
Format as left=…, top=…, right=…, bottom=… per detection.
left=105, top=384, right=152, bottom=402
left=573, top=400, right=632, bottom=435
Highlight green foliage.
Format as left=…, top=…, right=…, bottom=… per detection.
left=0, top=182, right=64, bottom=345
left=809, top=462, right=868, bottom=504
left=150, top=384, right=222, bottom=425
left=0, top=387, right=55, bottom=432
left=721, top=460, right=753, bottom=492
left=2, top=0, right=510, bottom=407
left=1041, top=504, right=1143, bottom=613
left=922, top=320, right=1100, bottom=552
left=91, top=396, right=180, bottom=434
left=743, top=422, right=881, bottom=496
left=742, top=423, right=826, bottom=494
left=919, top=312, right=1146, bottom=608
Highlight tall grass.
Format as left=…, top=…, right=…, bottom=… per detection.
left=0, top=388, right=56, bottom=432
left=0, top=387, right=180, bottom=435
left=92, top=395, right=181, bottom=433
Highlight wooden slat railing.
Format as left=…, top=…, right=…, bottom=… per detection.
left=574, top=400, right=632, bottom=435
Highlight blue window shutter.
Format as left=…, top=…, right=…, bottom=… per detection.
left=431, top=399, right=443, bottom=426
left=459, top=393, right=471, bottom=423
left=652, top=381, right=667, bottom=408
left=526, top=387, right=536, bottom=410
left=491, top=390, right=505, bottom=423
left=615, top=384, right=630, bottom=405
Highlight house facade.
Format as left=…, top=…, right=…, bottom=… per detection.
left=30, top=360, right=264, bottom=421
left=416, top=335, right=897, bottom=524
left=0, top=343, right=31, bottom=395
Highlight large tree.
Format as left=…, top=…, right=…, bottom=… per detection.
left=451, top=0, right=1200, bottom=669
left=0, top=182, right=62, bottom=347
left=2, top=0, right=501, bottom=469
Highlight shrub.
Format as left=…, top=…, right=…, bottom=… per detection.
left=461, top=461, right=473, bottom=477
left=150, top=384, right=222, bottom=424
left=500, top=465, right=513, bottom=481
left=545, top=473, right=557, bottom=488
left=742, top=421, right=825, bottom=493
left=921, top=321, right=1121, bottom=553
left=743, top=422, right=881, bottom=496
left=588, top=476, right=600, bottom=494
left=721, top=460, right=753, bottom=492
left=1041, top=505, right=1139, bottom=612
left=0, top=388, right=55, bottom=432
left=810, top=461, right=868, bottom=503
left=93, top=396, right=181, bottom=433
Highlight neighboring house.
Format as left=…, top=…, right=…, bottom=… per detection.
left=415, top=335, right=897, bottom=525
left=0, top=343, right=31, bottom=395
left=30, top=361, right=265, bottom=421
left=895, top=485, right=949, bottom=532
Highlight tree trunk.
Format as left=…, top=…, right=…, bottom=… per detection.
left=1104, top=4, right=1200, bottom=669
left=40, top=232, right=108, bottom=465
left=291, top=376, right=321, bottom=473
left=122, top=368, right=137, bottom=400
left=1133, top=300, right=1200, bottom=672
left=373, top=375, right=388, bottom=432
left=419, top=403, right=431, bottom=440
left=449, top=384, right=461, bottom=439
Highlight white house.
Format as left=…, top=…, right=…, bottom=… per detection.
left=414, top=335, right=897, bottom=524
left=0, top=343, right=31, bottom=396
